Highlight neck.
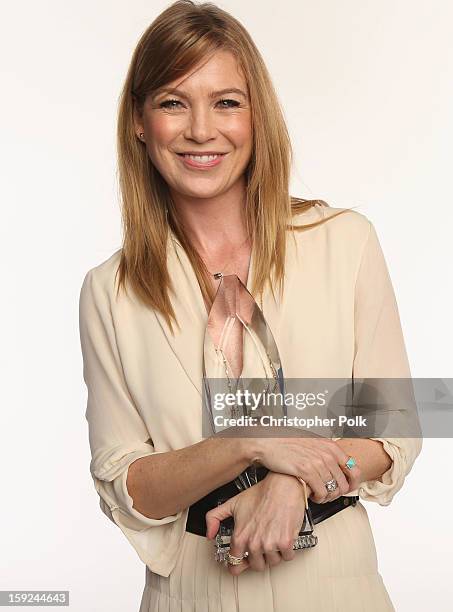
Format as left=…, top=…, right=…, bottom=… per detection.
left=168, top=178, right=249, bottom=253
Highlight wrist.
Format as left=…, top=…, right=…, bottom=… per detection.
left=261, top=472, right=308, bottom=507
left=237, top=437, right=266, bottom=466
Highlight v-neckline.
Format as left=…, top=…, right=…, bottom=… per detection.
left=156, top=229, right=284, bottom=398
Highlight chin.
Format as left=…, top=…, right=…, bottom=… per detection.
left=175, top=182, right=227, bottom=200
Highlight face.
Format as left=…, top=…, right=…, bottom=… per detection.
left=134, top=50, right=253, bottom=201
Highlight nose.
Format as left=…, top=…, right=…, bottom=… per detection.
left=183, top=104, right=217, bottom=143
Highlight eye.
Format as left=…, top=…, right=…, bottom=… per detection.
left=158, top=98, right=241, bottom=110
left=217, top=98, right=240, bottom=108
left=159, top=99, right=183, bottom=109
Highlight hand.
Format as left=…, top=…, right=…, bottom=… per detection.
left=206, top=472, right=307, bottom=575
left=249, top=435, right=362, bottom=503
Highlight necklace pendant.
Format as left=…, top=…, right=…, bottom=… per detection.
left=213, top=272, right=223, bottom=280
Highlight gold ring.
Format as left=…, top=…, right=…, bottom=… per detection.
left=226, top=552, right=248, bottom=566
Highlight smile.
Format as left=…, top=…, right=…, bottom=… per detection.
left=176, top=153, right=227, bottom=169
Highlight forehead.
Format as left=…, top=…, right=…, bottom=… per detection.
left=158, top=50, right=248, bottom=94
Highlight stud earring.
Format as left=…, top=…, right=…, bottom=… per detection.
left=139, top=132, right=145, bottom=141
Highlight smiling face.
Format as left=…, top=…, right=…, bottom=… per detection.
left=134, top=50, right=253, bottom=201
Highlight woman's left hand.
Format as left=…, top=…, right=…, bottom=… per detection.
left=205, top=472, right=307, bottom=575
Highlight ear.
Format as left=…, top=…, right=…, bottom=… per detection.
left=132, top=96, right=144, bottom=137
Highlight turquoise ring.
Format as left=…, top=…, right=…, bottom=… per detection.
left=345, top=456, right=357, bottom=470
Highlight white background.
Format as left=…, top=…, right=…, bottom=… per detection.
left=1, top=1, right=451, bottom=610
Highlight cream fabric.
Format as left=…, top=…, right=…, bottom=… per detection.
left=79, top=204, right=422, bottom=609
left=141, top=507, right=395, bottom=612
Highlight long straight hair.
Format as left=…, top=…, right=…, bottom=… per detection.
left=115, top=0, right=352, bottom=332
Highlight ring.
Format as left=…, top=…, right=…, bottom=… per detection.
left=226, top=552, right=248, bottom=566
left=345, top=456, right=357, bottom=470
left=324, top=478, right=338, bottom=492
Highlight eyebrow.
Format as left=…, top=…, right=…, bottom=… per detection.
left=153, top=87, right=248, bottom=100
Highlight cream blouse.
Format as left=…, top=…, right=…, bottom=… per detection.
left=78, top=203, right=422, bottom=577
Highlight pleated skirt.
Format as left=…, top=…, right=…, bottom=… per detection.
left=139, top=502, right=395, bottom=612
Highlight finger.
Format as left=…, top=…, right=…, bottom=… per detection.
left=226, top=530, right=251, bottom=575
left=243, top=535, right=267, bottom=572
left=247, top=550, right=267, bottom=572
left=264, top=550, right=283, bottom=567
left=205, top=500, right=234, bottom=540
left=319, top=453, right=350, bottom=498
left=314, top=458, right=339, bottom=502
left=279, top=531, right=297, bottom=561
left=329, top=443, right=362, bottom=486
left=312, top=446, right=350, bottom=500
left=303, top=453, right=332, bottom=503
left=280, top=545, right=296, bottom=562
left=338, top=457, right=362, bottom=489
left=304, top=473, right=329, bottom=503
left=342, top=464, right=362, bottom=491
left=326, top=459, right=350, bottom=496
left=229, top=530, right=248, bottom=562
left=227, top=557, right=250, bottom=576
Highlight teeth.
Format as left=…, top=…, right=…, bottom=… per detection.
left=183, top=154, right=221, bottom=162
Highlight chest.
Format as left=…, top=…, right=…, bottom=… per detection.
left=111, top=230, right=358, bottom=451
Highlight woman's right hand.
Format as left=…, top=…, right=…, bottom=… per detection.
left=248, top=434, right=361, bottom=503
left=206, top=471, right=308, bottom=575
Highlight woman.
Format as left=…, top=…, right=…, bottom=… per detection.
left=79, top=1, right=422, bottom=610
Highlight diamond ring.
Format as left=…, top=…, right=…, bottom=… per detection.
left=324, top=478, right=338, bottom=492
left=226, top=552, right=249, bottom=566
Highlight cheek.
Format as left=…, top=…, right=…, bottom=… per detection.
left=146, top=115, right=181, bottom=144
left=224, top=116, right=253, bottom=149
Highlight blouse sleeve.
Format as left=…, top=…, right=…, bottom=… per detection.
left=346, top=220, right=422, bottom=505
left=79, top=267, right=186, bottom=576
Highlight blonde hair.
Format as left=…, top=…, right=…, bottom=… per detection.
left=116, top=0, right=354, bottom=332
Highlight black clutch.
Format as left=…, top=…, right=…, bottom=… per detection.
left=185, top=464, right=359, bottom=562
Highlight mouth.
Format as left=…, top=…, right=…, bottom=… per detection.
left=176, top=152, right=228, bottom=169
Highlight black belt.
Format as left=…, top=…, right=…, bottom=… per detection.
left=186, top=468, right=359, bottom=537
